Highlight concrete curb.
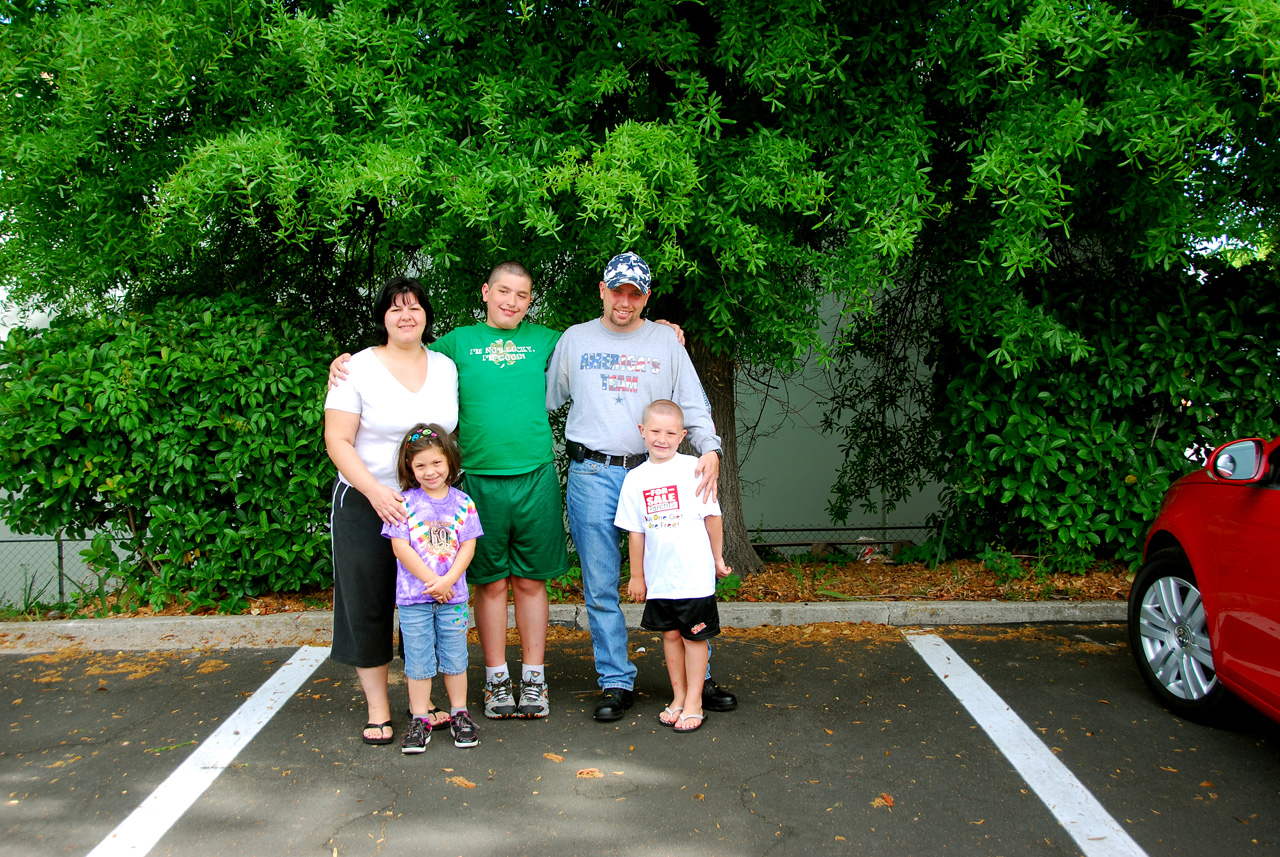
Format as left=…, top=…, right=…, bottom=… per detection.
left=0, top=600, right=1127, bottom=654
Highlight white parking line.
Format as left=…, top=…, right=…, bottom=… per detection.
left=906, top=633, right=1147, bottom=857
left=86, top=646, right=329, bottom=857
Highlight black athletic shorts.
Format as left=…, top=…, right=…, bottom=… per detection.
left=640, top=595, right=721, bottom=641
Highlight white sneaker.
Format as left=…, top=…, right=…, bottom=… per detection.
left=517, top=676, right=550, bottom=718
left=483, top=676, right=517, bottom=719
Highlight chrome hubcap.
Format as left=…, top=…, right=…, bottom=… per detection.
left=1137, top=575, right=1217, bottom=701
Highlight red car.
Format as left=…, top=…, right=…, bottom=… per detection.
left=1129, top=435, right=1280, bottom=723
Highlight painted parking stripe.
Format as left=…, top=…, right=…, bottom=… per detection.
left=906, top=633, right=1147, bottom=857
left=87, top=646, right=329, bottom=857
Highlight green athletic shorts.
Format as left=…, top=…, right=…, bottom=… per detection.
left=461, top=463, right=570, bottom=585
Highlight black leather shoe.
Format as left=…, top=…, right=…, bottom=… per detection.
left=702, top=678, right=737, bottom=712
left=593, top=687, right=634, bottom=722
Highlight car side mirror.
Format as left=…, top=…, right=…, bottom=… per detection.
left=1211, top=439, right=1265, bottom=482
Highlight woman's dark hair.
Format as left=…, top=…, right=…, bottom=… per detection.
left=373, top=276, right=434, bottom=345
left=396, top=423, right=463, bottom=491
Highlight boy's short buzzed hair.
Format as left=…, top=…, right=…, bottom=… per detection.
left=488, top=260, right=533, bottom=285
left=642, top=398, right=684, bottom=426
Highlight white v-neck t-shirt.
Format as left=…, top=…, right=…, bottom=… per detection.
left=324, top=346, right=459, bottom=490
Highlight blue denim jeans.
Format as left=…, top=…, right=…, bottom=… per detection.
left=398, top=600, right=470, bottom=680
left=566, top=459, right=637, bottom=691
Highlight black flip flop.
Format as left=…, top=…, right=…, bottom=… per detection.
left=362, top=720, right=394, bottom=745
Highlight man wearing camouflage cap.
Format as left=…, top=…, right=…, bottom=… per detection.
left=546, top=251, right=736, bottom=721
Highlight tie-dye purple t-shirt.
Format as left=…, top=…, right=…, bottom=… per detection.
left=381, top=486, right=483, bottom=607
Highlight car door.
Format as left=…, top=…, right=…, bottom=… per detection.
left=1204, top=447, right=1280, bottom=705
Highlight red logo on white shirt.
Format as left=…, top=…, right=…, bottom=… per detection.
left=643, top=485, right=679, bottom=514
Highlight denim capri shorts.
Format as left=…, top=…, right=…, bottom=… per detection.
left=398, top=600, right=470, bottom=680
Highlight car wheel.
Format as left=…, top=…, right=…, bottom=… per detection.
left=1128, top=548, right=1227, bottom=720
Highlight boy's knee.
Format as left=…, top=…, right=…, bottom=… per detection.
left=476, top=578, right=510, bottom=599
left=511, top=576, right=546, bottom=596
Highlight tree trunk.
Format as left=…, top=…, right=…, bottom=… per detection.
left=687, top=342, right=767, bottom=576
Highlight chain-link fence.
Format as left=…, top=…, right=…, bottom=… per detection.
left=750, top=524, right=935, bottom=559
left=0, top=535, right=111, bottom=609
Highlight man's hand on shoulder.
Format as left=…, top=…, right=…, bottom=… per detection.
left=694, top=450, right=720, bottom=503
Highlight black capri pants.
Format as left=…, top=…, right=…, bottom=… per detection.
left=329, top=478, right=398, bottom=668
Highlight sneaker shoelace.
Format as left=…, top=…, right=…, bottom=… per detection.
left=405, top=718, right=428, bottom=743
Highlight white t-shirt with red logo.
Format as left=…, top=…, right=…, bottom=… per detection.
left=614, top=453, right=722, bottom=599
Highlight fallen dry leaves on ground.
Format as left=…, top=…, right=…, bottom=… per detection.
left=542, top=618, right=1125, bottom=654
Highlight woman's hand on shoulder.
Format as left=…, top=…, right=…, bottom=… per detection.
left=367, top=483, right=408, bottom=525
left=328, top=353, right=353, bottom=389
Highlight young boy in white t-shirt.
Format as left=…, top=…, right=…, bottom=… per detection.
left=615, top=399, right=731, bottom=734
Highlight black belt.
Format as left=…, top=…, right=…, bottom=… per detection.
left=567, top=440, right=647, bottom=470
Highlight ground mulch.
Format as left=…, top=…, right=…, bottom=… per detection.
left=733, top=558, right=1130, bottom=603
left=88, top=555, right=1130, bottom=620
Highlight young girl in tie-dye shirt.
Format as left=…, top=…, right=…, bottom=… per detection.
left=382, top=423, right=483, bottom=752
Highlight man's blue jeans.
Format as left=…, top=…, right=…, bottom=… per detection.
left=566, top=457, right=715, bottom=693
left=566, top=459, right=637, bottom=691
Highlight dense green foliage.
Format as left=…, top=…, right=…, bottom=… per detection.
left=0, top=0, right=848, bottom=356
left=2, top=1, right=1279, bottom=579
left=0, top=295, right=337, bottom=610
left=828, top=254, right=1280, bottom=564
left=943, top=258, right=1280, bottom=561
left=815, top=1, right=1280, bottom=561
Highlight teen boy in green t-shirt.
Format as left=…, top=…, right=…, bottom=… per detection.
left=430, top=263, right=567, bottom=720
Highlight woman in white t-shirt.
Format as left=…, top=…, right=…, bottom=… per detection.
left=324, top=276, right=459, bottom=746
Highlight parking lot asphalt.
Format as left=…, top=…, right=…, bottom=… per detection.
left=4, top=607, right=1279, bottom=857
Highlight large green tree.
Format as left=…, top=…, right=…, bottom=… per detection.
left=1, top=0, right=915, bottom=575
left=2, top=1, right=1277, bottom=576
left=820, top=1, right=1280, bottom=562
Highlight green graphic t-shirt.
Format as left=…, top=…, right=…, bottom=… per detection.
left=431, top=322, right=562, bottom=475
